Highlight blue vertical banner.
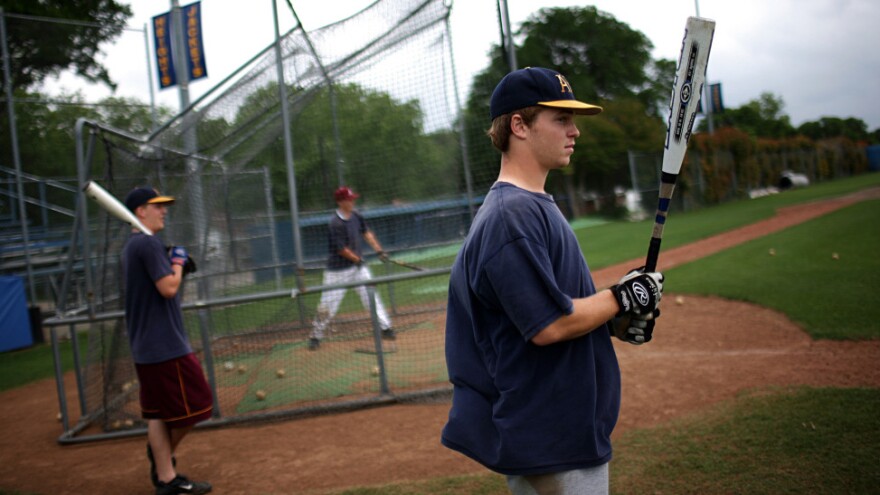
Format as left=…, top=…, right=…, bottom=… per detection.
left=152, top=11, right=176, bottom=89
left=183, top=2, right=208, bottom=82
left=697, top=83, right=724, bottom=114
left=709, top=83, right=724, bottom=113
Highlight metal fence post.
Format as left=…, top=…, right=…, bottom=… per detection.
left=367, top=285, right=390, bottom=395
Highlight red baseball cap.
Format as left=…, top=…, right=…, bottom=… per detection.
left=334, top=186, right=359, bottom=202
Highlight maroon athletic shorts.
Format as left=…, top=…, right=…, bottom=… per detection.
left=135, top=353, right=213, bottom=429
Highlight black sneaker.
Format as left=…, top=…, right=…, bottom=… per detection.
left=155, top=474, right=212, bottom=495
left=147, top=443, right=177, bottom=487
left=308, top=338, right=321, bottom=350
left=381, top=328, right=397, bottom=340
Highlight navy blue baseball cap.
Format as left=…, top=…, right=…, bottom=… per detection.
left=124, top=186, right=175, bottom=212
left=489, top=67, right=603, bottom=121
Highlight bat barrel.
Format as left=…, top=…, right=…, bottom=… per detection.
left=83, top=180, right=153, bottom=235
left=644, top=16, right=715, bottom=275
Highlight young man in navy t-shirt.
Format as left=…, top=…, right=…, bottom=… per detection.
left=441, top=67, right=665, bottom=494
left=122, top=186, right=213, bottom=495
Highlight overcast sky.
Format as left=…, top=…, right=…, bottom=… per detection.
left=41, top=0, right=880, bottom=130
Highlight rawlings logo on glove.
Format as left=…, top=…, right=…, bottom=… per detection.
left=611, top=268, right=664, bottom=317
left=631, top=282, right=652, bottom=307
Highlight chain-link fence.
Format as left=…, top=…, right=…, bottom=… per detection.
left=50, top=0, right=467, bottom=443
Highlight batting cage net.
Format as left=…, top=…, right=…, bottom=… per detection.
left=53, top=0, right=484, bottom=442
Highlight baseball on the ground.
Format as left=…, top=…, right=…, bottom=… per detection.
left=237, top=364, right=247, bottom=374
left=675, top=296, right=685, bottom=306
left=223, top=361, right=234, bottom=371
left=255, top=390, right=266, bottom=400
left=831, top=252, right=840, bottom=260
left=768, top=248, right=776, bottom=256
left=371, top=366, right=380, bottom=376
left=276, top=368, right=285, bottom=378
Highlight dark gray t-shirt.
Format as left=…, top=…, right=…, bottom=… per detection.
left=326, top=210, right=368, bottom=270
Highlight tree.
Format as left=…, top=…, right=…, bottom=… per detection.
left=232, top=82, right=458, bottom=212
left=1, top=0, right=132, bottom=90
left=461, top=6, right=672, bottom=215
left=517, top=7, right=674, bottom=116
left=797, top=117, right=869, bottom=142
left=0, top=90, right=173, bottom=178
left=2, top=90, right=95, bottom=177
left=711, top=92, right=795, bottom=138
left=96, top=95, right=173, bottom=135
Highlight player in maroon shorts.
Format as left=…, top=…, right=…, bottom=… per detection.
left=122, top=186, right=212, bottom=495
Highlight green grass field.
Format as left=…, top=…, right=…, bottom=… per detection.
left=579, top=172, right=880, bottom=269
left=2, top=173, right=878, bottom=495
left=0, top=336, right=88, bottom=392
left=666, top=199, right=880, bottom=340
left=610, top=387, right=880, bottom=494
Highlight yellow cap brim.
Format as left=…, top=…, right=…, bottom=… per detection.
left=538, top=100, right=603, bottom=115
left=147, top=195, right=175, bottom=205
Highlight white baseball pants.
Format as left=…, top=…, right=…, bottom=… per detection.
left=310, top=265, right=391, bottom=340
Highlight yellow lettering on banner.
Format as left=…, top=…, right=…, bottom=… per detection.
left=152, top=14, right=177, bottom=86
left=184, top=4, right=203, bottom=79
left=555, top=74, right=574, bottom=95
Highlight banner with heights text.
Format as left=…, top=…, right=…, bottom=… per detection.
left=152, top=11, right=176, bottom=89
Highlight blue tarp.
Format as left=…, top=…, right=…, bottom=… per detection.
left=0, top=276, right=33, bottom=352
left=867, top=145, right=880, bottom=172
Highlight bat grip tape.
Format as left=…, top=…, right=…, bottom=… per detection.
left=645, top=237, right=661, bottom=272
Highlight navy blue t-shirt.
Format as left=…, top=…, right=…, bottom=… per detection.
left=441, top=182, right=621, bottom=475
left=122, top=233, right=193, bottom=364
left=326, top=210, right=368, bottom=270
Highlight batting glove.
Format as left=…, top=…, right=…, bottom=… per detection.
left=611, top=309, right=660, bottom=345
left=611, top=268, right=664, bottom=317
left=182, top=256, right=197, bottom=277
left=378, top=251, right=390, bottom=262
left=168, top=246, right=188, bottom=267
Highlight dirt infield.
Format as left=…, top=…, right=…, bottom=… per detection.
left=1, top=190, right=879, bottom=495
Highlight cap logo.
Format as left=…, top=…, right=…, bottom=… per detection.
left=555, top=74, right=574, bottom=95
